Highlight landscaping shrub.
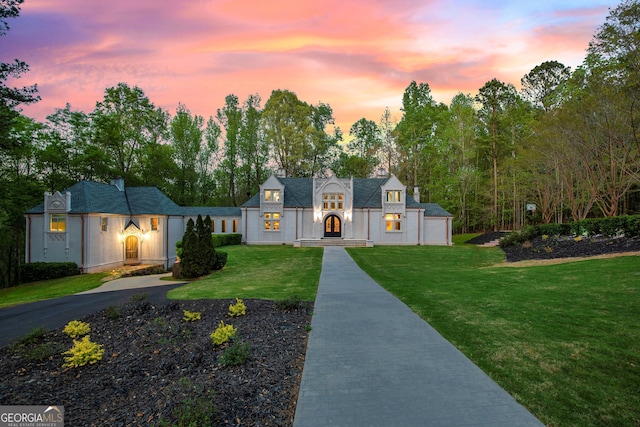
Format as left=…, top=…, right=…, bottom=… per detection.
left=210, top=321, right=237, bottom=346
left=212, top=233, right=242, bottom=248
left=183, top=310, right=201, bottom=322
left=228, top=298, right=246, bottom=317
left=213, top=251, right=227, bottom=270
left=219, top=340, right=250, bottom=366
left=20, top=262, right=79, bottom=283
left=536, top=223, right=570, bottom=237
left=63, top=320, right=91, bottom=339
left=62, top=336, right=104, bottom=368
left=499, top=226, right=538, bottom=247
left=500, top=214, right=640, bottom=247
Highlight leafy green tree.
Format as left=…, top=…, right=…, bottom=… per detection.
left=396, top=81, right=449, bottom=206
left=0, top=0, right=39, bottom=150
left=520, top=60, right=571, bottom=113
left=216, top=94, right=243, bottom=206
left=238, top=94, right=268, bottom=198
left=475, top=78, right=518, bottom=230
left=443, top=93, right=481, bottom=232
left=332, top=118, right=381, bottom=177
left=378, top=107, right=399, bottom=175
left=90, top=83, right=169, bottom=184
left=262, top=89, right=340, bottom=177
left=170, top=103, right=203, bottom=205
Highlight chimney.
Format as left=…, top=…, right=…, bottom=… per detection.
left=110, top=177, right=125, bottom=191
left=277, top=168, right=286, bottom=178
left=413, top=186, right=420, bottom=203
left=376, top=168, right=387, bottom=178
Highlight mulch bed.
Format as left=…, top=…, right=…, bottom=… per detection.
left=499, top=235, right=640, bottom=262
left=0, top=299, right=312, bottom=426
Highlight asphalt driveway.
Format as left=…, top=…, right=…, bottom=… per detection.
left=0, top=274, right=185, bottom=348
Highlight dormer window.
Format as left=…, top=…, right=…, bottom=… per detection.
left=50, top=214, right=66, bottom=232
left=386, top=190, right=402, bottom=203
left=264, top=189, right=281, bottom=202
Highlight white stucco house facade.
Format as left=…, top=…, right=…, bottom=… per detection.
left=25, top=174, right=452, bottom=273
left=242, top=174, right=452, bottom=246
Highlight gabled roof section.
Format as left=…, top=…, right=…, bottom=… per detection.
left=125, top=187, right=183, bottom=215
left=353, top=178, right=387, bottom=208
left=25, top=181, right=184, bottom=216
left=242, top=177, right=315, bottom=208
left=241, top=177, right=426, bottom=210
left=421, top=203, right=453, bottom=217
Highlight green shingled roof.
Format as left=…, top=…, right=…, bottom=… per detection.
left=241, top=177, right=445, bottom=211
left=421, top=203, right=453, bottom=217
left=25, top=180, right=223, bottom=216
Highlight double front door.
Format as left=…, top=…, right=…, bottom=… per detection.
left=324, top=215, right=341, bottom=238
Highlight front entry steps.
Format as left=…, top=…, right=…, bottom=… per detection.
left=294, top=238, right=373, bottom=248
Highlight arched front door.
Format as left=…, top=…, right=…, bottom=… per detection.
left=324, top=215, right=341, bottom=238
left=125, top=235, right=139, bottom=264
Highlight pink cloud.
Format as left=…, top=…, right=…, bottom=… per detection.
left=6, top=0, right=618, bottom=135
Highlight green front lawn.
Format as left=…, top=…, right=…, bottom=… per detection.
left=0, top=273, right=109, bottom=308
left=347, top=244, right=640, bottom=427
left=167, top=245, right=323, bottom=301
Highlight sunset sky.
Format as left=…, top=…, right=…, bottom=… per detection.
left=4, top=0, right=619, bottom=134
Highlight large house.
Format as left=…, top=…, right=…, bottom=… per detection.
left=25, top=174, right=452, bottom=273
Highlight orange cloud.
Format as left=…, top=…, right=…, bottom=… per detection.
left=8, top=0, right=617, bottom=136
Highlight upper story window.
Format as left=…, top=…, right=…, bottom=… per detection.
left=150, top=217, right=158, bottom=231
left=50, top=214, right=66, bottom=232
left=386, top=190, right=402, bottom=203
left=264, top=189, right=281, bottom=202
left=323, top=193, right=343, bottom=211
left=101, top=217, right=108, bottom=232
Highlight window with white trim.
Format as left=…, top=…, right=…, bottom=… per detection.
left=232, top=219, right=238, bottom=233
left=264, top=212, right=280, bottom=231
left=150, top=217, right=158, bottom=231
left=50, top=214, right=66, bottom=232
left=221, top=220, right=227, bottom=233
left=385, top=213, right=402, bottom=231
left=211, top=219, right=215, bottom=233
left=386, top=190, right=402, bottom=203
left=101, top=217, right=108, bottom=232
left=264, top=189, right=281, bottom=202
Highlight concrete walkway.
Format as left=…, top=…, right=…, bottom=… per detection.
left=294, top=246, right=543, bottom=427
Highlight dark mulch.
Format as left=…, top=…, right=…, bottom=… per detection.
left=501, top=235, right=640, bottom=262
left=464, top=232, right=508, bottom=245
left=0, top=299, right=312, bottom=426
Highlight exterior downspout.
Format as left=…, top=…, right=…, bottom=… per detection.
left=243, top=207, right=248, bottom=244
left=81, top=214, right=85, bottom=273
left=165, top=216, right=169, bottom=270
left=417, top=209, right=421, bottom=245
left=26, top=215, right=31, bottom=263
left=295, top=207, right=299, bottom=240
left=367, top=208, right=370, bottom=241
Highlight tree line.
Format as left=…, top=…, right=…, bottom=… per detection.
left=1, top=0, right=639, bottom=287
